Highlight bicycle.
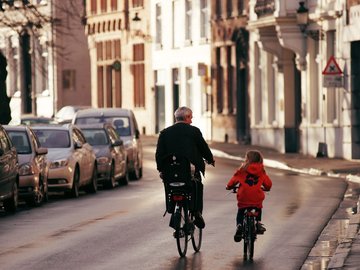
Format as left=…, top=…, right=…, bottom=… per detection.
left=167, top=181, right=202, bottom=257
left=229, top=185, right=262, bottom=261
left=161, top=154, right=209, bottom=257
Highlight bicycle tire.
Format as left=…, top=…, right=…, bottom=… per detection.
left=190, top=212, right=202, bottom=252
left=175, top=204, right=188, bottom=257
left=243, top=216, right=255, bottom=260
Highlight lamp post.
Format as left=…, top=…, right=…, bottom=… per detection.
left=296, top=1, right=309, bottom=33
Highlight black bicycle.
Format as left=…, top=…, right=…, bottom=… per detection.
left=168, top=181, right=202, bottom=257
left=230, top=186, right=261, bottom=261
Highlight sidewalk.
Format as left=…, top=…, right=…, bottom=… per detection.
left=143, top=135, right=360, bottom=269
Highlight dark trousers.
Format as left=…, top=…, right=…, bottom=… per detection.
left=236, top=208, right=262, bottom=226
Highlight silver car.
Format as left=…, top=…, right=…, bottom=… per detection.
left=78, top=123, right=128, bottom=188
left=32, top=124, right=98, bottom=198
left=73, top=108, right=143, bottom=180
left=4, top=125, right=49, bottom=206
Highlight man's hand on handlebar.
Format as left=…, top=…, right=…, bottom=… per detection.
left=208, top=160, right=215, bottom=167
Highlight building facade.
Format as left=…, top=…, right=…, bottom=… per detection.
left=210, top=0, right=250, bottom=144
left=0, top=0, right=91, bottom=123
left=85, top=0, right=154, bottom=135
left=151, top=0, right=212, bottom=139
left=246, top=0, right=360, bottom=159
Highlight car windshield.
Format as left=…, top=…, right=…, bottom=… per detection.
left=81, top=129, right=109, bottom=146
left=8, top=131, right=31, bottom=154
left=75, top=116, right=131, bottom=136
left=33, top=129, right=70, bottom=148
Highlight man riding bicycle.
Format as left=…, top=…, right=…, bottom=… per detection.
left=155, top=106, right=215, bottom=229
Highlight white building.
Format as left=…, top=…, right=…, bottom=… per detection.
left=151, top=0, right=212, bottom=139
left=247, top=0, right=360, bottom=160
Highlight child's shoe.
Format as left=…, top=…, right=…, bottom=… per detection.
left=256, top=222, right=266, bottom=234
left=234, top=224, right=243, bottom=242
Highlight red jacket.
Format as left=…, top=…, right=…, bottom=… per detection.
left=227, top=163, right=272, bottom=209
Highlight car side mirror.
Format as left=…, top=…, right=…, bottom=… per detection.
left=135, top=129, right=140, bottom=139
left=112, top=139, right=123, bottom=147
left=36, top=147, right=48, bottom=155
left=74, top=141, right=83, bottom=149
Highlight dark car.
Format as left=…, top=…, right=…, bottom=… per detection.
left=4, top=125, right=49, bottom=206
left=73, top=108, right=143, bottom=180
left=0, top=125, right=19, bottom=212
left=79, top=123, right=128, bottom=188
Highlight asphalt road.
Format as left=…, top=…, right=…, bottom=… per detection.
left=0, top=146, right=347, bottom=270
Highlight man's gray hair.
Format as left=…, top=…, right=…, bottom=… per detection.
left=174, top=106, right=192, bottom=121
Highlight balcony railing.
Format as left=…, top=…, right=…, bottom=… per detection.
left=254, top=0, right=275, bottom=17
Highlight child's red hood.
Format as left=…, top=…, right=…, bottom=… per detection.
left=246, top=163, right=264, bottom=176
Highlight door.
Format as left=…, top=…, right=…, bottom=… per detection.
left=351, top=41, right=360, bottom=158
left=155, top=85, right=165, bottom=133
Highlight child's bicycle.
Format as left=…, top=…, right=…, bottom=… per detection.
left=229, top=185, right=263, bottom=261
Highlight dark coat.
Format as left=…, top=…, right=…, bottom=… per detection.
left=155, top=122, right=214, bottom=174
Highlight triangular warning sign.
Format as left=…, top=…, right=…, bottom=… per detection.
left=322, top=56, right=342, bottom=75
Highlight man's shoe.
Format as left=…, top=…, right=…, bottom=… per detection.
left=234, top=225, right=243, bottom=242
left=256, top=222, right=266, bottom=234
left=193, top=212, right=205, bottom=229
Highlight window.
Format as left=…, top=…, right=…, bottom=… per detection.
left=133, top=43, right=145, bottom=108
left=100, top=0, right=107, bottom=12
left=62, top=70, right=76, bottom=91
left=185, top=0, right=192, bottom=42
left=309, top=38, right=320, bottom=123
left=326, top=30, right=338, bottom=124
left=156, top=3, right=162, bottom=48
left=200, top=0, right=209, bottom=40
left=133, top=0, right=143, bottom=8
left=216, top=47, right=223, bottom=113
left=110, top=0, right=117, bottom=11
left=186, top=67, right=193, bottom=108
left=96, top=42, right=103, bottom=61
left=90, top=0, right=97, bottom=14
left=172, top=0, right=181, bottom=48
left=216, top=0, right=222, bottom=18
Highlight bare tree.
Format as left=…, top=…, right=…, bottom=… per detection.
left=0, top=0, right=86, bottom=121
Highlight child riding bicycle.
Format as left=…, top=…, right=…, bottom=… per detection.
left=226, top=150, right=272, bottom=242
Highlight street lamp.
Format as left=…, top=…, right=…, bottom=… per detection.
left=296, top=1, right=309, bottom=33
left=132, top=12, right=141, bottom=33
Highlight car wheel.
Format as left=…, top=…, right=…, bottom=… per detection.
left=104, top=163, right=116, bottom=189
left=69, top=168, right=80, bottom=198
left=129, top=157, right=141, bottom=180
left=119, top=168, right=129, bottom=186
left=27, top=177, right=45, bottom=207
left=4, top=181, right=18, bottom=213
left=85, top=164, right=97, bottom=193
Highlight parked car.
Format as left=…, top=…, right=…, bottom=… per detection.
left=0, top=124, right=19, bottom=212
left=21, top=114, right=55, bottom=125
left=73, top=108, right=143, bottom=180
left=32, top=124, right=97, bottom=198
left=4, top=125, right=49, bottom=206
left=78, top=123, right=128, bottom=188
left=54, top=105, right=91, bottom=124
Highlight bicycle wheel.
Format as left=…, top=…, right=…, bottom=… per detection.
left=243, top=217, right=255, bottom=260
left=190, top=212, right=202, bottom=252
left=175, top=204, right=188, bottom=257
